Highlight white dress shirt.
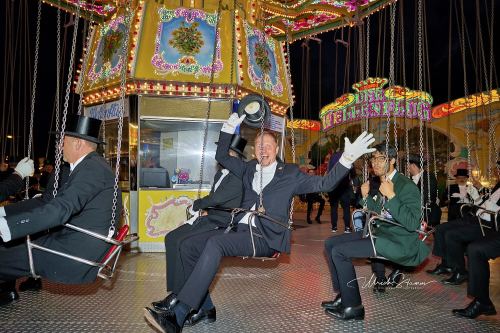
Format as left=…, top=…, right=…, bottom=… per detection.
left=239, top=161, right=278, bottom=227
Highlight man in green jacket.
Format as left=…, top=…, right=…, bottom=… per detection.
left=322, top=143, right=429, bottom=320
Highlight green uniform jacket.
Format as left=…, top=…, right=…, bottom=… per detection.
left=362, top=171, right=430, bottom=266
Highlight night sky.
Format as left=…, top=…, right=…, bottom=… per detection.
left=0, top=0, right=499, bottom=161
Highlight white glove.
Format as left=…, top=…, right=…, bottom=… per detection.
left=14, top=157, right=34, bottom=178
left=221, top=113, right=246, bottom=134
left=188, top=205, right=197, bottom=216
left=340, top=132, right=376, bottom=166
left=184, top=211, right=200, bottom=225
left=466, top=185, right=480, bottom=201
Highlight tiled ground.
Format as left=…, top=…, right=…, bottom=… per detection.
left=0, top=209, right=498, bottom=332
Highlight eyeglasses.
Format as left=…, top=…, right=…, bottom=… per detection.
left=370, top=156, right=388, bottom=164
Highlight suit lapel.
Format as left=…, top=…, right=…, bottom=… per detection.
left=211, top=170, right=223, bottom=193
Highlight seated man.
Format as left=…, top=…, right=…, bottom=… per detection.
left=0, top=114, right=120, bottom=306
left=143, top=114, right=375, bottom=332
left=322, top=143, right=428, bottom=320
left=0, top=157, right=71, bottom=292
left=407, top=154, right=441, bottom=227
left=427, top=164, right=500, bottom=282
left=0, top=157, right=34, bottom=202
left=150, top=134, right=246, bottom=326
left=441, top=169, right=480, bottom=221
left=452, top=232, right=499, bottom=318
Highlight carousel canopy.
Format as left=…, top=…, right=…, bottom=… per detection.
left=42, top=0, right=395, bottom=40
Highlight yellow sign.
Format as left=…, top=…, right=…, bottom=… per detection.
left=138, top=189, right=209, bottom=243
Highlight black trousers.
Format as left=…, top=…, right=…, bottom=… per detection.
left=444, top=223, right=491, bottom=274
left=0, top=239, right=32, bottom=283
left=307, top=195, right=325, bottom=221
left=176, top=224, right=274, bottom=310
left=324, top=232, right=379, bottom=307
left=329, top=194, right=351, bottom=230
left=467, top=232, right=500, bottom=304
left=432, top=215, right=477, bottom=264
left=164, top=217, right=221, bottom=294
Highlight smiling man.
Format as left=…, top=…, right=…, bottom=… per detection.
left=143, top=113, right=376, bottom=333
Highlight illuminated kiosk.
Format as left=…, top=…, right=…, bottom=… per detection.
left=77, top=2, right=291, bottom=251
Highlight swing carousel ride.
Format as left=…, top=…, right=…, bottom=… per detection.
left=7, top=0, right=498, bottom=251
left=30, top=0, right=396, bottom=251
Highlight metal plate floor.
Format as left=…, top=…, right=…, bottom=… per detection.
left=1, top=213, right=498, bottom=333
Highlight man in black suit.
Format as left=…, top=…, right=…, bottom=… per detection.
left=0, top=157, right=34, bottom=202
left=0, top=115, right=120, bottom=306
left=150, top=134, right=246, bottom=326
left=452, top=232, right=499, bottom=318
left=427, top=165, right=500, bottom=284
left=144, top=113, right=375, bottom=333
left=407, top=154, right=441, bottom=227
left=441, top=169, right=481, bottom=221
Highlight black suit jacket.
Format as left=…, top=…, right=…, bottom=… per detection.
left=5, top=152, right=121, bottom=284
left=192, top=169, right=243, bottom=227
left=216, top=132, right=350, bottom=253
left=0, top=173, right=23, bottom=202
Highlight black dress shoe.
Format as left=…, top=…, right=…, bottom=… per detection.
left=144, top=307, right=182, bottom=333
left=373, top=277, right=386, bottom=293
left=325, top=304, right=365, bottom=320
left=315, top=217, right=322, bottom=224
left=19, top=277, right=42, bottom=292
left=321, top=294, right=341, bottom=310
left=452, top=299, right=497, bottom=319
left=442, top=272, right=468, bottom=285
left=387, top=269, right=403, bottom=287
left=0, top=290, right=19, bottom=307
left=307, top=219, right=313, bottom=224
left=184, top=307, right=216, bottom=327
left=152, top=293, right=178, bottom=312
left=426, top=264, right=452, bottom=275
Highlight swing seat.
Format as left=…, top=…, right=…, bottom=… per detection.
left=205, top=207, right=291, bottom=261
left=460, top=203, right=499, bottom=236
left=26, top=223, right=139, bottom=281
left=358, top=210, right=430, bottom=260
left=241, top=251, right=281, bottom=261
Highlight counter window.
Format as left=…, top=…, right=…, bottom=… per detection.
left=139, top=119, right=223, bottom=189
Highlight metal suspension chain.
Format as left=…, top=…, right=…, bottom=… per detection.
left=361, top=15, right=370, bottom=209
left=458, top=1, right=472, bottom=179
left=52, top=6, right=82, bottom=198
left=109, top=5, right=133, bottom=235
left=431, top=126, right=438, bottom=201
left=284, top=1, right=296, bottom=224
left=197, top=0, right=223, bottom=199
left=256, top=12, right=268, bottom=214
left=487, top=0, right=497, bottom=190
left=24, top=0, right=42, bottom=199
left=55, top=5, right=61, bottom=135
left=417, top=0, right=424, bottom=222
left=389, top=1, right=398, bottom=170
left=76, top=0, right=97, bottom=116
left=399, top=0, right=410, bottom=175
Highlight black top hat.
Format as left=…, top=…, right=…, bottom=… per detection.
left=455, top=168, right=469, bottom=178
left=216, top=134, right=247, bottom=158
left=54, top=114, right=104, bottom=144
left=237, top=94, right=270, bottom=128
